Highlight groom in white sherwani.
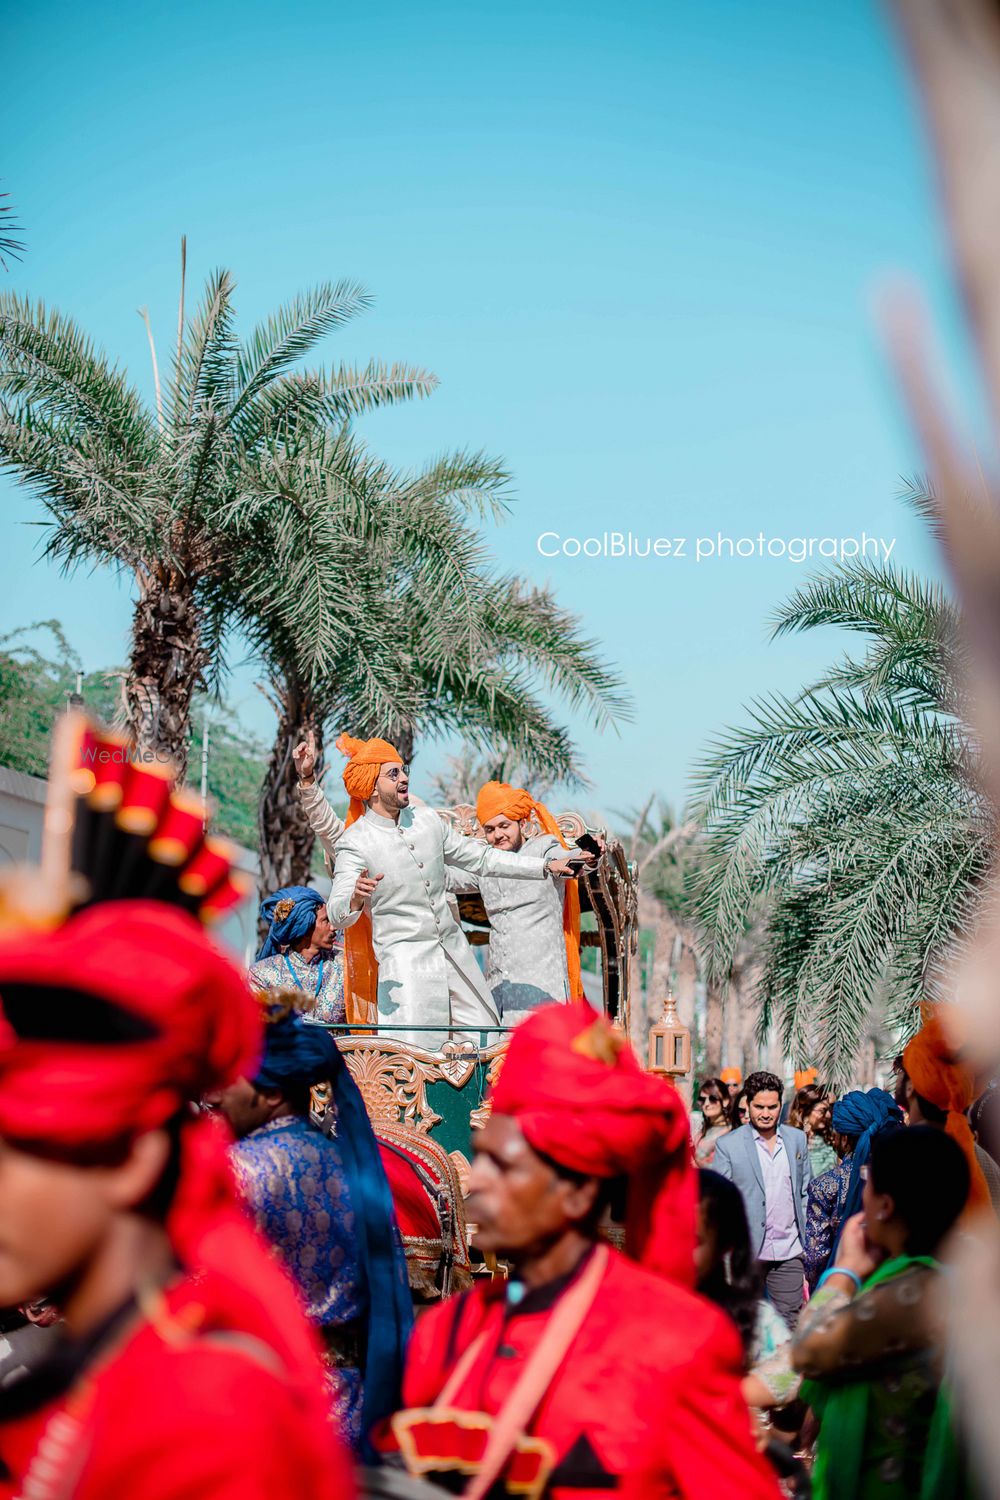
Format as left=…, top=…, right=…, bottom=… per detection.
left=315, top=733, right=582, bottom=1045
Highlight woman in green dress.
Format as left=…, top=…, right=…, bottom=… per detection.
left=791, top=1125, right=972, bottom=1500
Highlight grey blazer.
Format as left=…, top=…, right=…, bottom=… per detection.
left=712, top=1123, right=812, bottom=1257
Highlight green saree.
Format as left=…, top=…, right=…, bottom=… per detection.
left=802, top=1255, right=967, bottom=1500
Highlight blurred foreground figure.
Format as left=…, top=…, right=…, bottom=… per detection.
left=216, top=992, right=412, bottom=1453
left=0, top=903, right=353, bottom=1500
left=376, top=1003, right=780, bottom=1500
left=882, top=1, right=1000, bottom=1491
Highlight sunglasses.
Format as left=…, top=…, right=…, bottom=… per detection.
left=699, top=1094, right=724, bottom=1105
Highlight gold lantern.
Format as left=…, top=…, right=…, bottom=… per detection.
left=647, top=988, right=691, bottom=1077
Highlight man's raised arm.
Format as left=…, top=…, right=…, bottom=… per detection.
left=293, top=735, right=347, bottom=865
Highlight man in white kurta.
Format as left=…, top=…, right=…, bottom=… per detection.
left=464, top=779, right=589, bottom=1025
left=305, top=733, right=580, bottom=1046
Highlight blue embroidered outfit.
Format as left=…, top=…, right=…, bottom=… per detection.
left=804, top=1157, right=853, bottom=1290
left=804, top=1089, right=903, bottom=1288
left=229, top=972, right=412, bottom=1457
left=249, top=948, right=346, bottom=1025
left=249, top=884, right=346, bottom=1025
left=231, top=1114, right=365, bottom=1434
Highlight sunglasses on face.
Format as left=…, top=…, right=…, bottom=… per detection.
left=699, top=1094, right=723, bottom=1105
left=383, top=765, right=410, bottom=781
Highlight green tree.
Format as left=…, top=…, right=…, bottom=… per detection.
left=691, top=556, right=989, bottom=1085
left=0, top=261, right=435, bottom=776
left=226, top=440, right=630, bottom=892
left=0, top=621, right=268, bottom=850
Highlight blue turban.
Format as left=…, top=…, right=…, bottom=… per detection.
left=256, top=885, right=325, bottom=961
left=830, top=1087, right=904, bottom=1251
left=252, top=1006, right=412, bottom=1457
left=252, top=1008, right=340, bottom=1090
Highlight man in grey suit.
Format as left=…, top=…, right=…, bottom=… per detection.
left=713, top=1070, right=812, bottom=1326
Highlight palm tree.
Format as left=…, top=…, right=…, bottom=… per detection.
left=0, top=188, right=24, bottom=271
left=0, top=257, right=435, bottom=775
left=227, top=441, right=631, bottom=892
left=691, top=558, right=991, bottom=1085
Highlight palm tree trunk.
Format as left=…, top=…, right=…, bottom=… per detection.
left=258, top=689, right=321, bottom=908
left=124, top=572, right=210, bottom=780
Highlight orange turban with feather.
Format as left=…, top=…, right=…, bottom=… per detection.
left=334, top=732, right=403, bottom=1028
left=475, top=780, right=583, bottom=1001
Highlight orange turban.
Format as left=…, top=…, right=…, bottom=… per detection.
left=903, top=1011, right=990, bottom=1214
left=720, top=1067, right=742, bottom=1086
left=334, top=732, right=403, bottom=1029
left=475, top=781, right=583, bottom=1001
left=336, top=732, right=403, bottom=818
left=794, top=1067, right=818, bottom=1090
left=491, top=1003, right=695, bottom=1285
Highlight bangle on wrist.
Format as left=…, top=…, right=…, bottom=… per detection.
left=817, top=1266, right=862, bottom=1293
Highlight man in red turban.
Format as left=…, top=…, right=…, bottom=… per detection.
left=324, top=735, right=583, bottom=1045
left=377, top=1004, right=780, bottom=1500
left=462, top=780, right=595, bottom=1025
left=0, top=901, right=354, bottom=1500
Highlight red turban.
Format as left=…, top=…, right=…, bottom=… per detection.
left=0, top=901, right=332, bottom=1426
left=903, top=1010, right=990, bottom=1213
left=490, top=1003, right=695, bottom=1285
left=475, top=781, right=583, bottom=1001
left=335, top=732, right=403, bottom=1028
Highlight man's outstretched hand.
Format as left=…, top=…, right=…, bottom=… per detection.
left=546, top=854, right=595, bottom=878
left=293, top=729, right=318, bottom=785
left=350, top=867, right=384, bottom=912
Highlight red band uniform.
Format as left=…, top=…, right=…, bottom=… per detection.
left=378, top=1004, right=780, bottom=1500
left=0, top=902, right=354, bottom=1500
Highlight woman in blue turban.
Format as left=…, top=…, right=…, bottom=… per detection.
left=803, top=1087, right=903, bottom=1288
left=249, top=884, right=346, bottom=1025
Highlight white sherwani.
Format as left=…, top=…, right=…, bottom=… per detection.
left=464, top=833, right=574, bottom=1023
left=325, top=803, right=549, bottom=1044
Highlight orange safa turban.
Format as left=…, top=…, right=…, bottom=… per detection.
left=334, top=732, right=402, bottom=1030
left=475, top=780, right=583, bottom=1001
left=903, top=1010, right=990, bottom=1214
left=491, top=1003, right=695, bottom=1285
left=336, top=732, right=402, bottom=817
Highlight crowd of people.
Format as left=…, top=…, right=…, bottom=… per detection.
left=0, top=727, right=994, bottom=1498
left=691, top=1015, right=1000, bottom=1496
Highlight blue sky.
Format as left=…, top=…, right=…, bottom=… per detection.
left=2, top=0, right=968, bottom=821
